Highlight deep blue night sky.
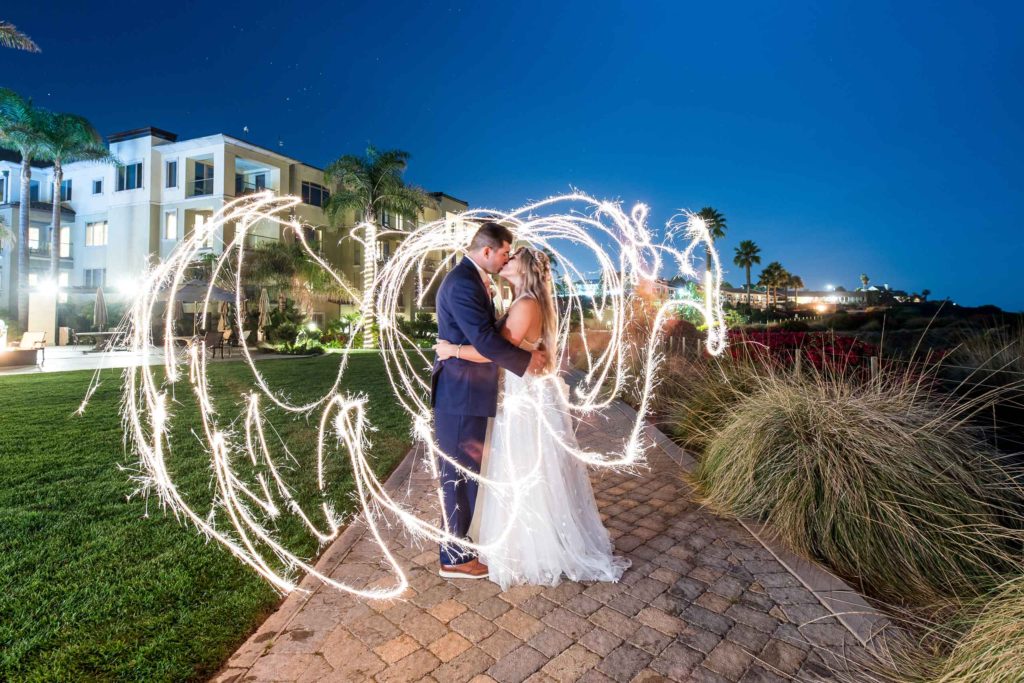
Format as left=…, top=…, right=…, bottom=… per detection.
left=4, top=1, right=1023, bottom=309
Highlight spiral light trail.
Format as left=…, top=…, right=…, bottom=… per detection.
left=84, top=191, right=725, bottom=599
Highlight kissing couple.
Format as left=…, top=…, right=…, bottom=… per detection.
left=430, top=221, right=630, bottom=589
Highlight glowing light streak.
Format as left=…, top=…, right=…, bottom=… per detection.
left=83, top=191, right=725, bottom=599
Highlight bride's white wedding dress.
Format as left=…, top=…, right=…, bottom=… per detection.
left=474, top=325, right=630, bottom=590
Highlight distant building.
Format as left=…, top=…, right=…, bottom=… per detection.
left=0, top=128, right=466, bottom=325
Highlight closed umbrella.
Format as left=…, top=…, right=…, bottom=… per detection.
left=217, top=301, right=229, bottom=332
left=93, top=287, right=108, bottom=331
left=257, top=288, right=271, bottom=342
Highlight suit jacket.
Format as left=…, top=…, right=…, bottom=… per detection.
left=431, top=256, right=532, bottom=417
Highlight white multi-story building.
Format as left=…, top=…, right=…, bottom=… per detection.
left=0, top=127, right=467, bottom=328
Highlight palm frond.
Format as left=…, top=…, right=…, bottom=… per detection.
left=0, top=22, right=40, bottom=53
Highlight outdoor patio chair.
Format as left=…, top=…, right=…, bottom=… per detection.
left=6, top=331, right=47, bottom=366
left=201, top=330, right=226, bottom=359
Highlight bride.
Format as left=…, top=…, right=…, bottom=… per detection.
left=434, top=246, right=629, bottom=589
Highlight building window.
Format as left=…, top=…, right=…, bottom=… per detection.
left=117, top=162, right=143, bottom=191
left=84, top=268, right=106, bottom=288
left=195, top=213, right=213, bottom=248
left=92, top=178, right=103, bottom=194
left=301, top=181, right=330, bottom=208
left=193, top=161, right=214, bottom=195
left=164, top=211, right=177, bottom=240
left=28, top=227, right=40, bottom=250
left=86, top=221, right=108, bottom=246
left=0, top=175, right=7, bottom=202
left=60, top=227, right=71, bottom=258
left=61, top=179, right=72, bottom=201
left=30, top=180, right=40, bottom=202
left=166, top=160, right=178, bottom=188
left=310, top=312, right=325, bottom=328
left=28, top=273, right=38, bottom=286
left=353, top=244, right=362, bottom=266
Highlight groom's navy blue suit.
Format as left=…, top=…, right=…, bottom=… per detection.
left=431, top=256, right=531, bottom=566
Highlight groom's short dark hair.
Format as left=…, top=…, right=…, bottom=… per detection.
left=469, top=222, right=514, bottom=251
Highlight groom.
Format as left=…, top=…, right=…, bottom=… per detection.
left=431, top=222, right=548, bottom=579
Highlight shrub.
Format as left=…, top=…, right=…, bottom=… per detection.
left=779, top=319, right=809, bottom=332
left=690, top=367, right=1023, bottom=605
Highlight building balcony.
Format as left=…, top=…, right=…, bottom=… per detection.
left=235, top=179, right=275, bottom=196
left=28, top=244, right=73, bottom=260
left=190, top=178, right=215, bottom=197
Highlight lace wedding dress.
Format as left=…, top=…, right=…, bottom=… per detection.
left=474, top=333, right=630, bottom=590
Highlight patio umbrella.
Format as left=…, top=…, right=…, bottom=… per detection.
left=217, top=301, right=229, bottom=332
left=257, top=288, right=271, bottom=341
left=93, top=287, right=108, bottom=331
left=156, top=279, right=235, bottom=303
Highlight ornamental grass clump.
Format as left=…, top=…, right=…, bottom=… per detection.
left=923, top=576, right=1024, bottom=683
left=690, top=366, right=1024, bottom=605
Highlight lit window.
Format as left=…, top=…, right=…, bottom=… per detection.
left=58, top=272, right=69, bottom=287
left=28, top=227, right=40, bottom=250
left=28, top=273, right=38, bottom=286
left=86, top=221, right=108, bottom=246
left=165, top=211, right=177, bottom=240
left=92, top=179, right=103, bottom=194
left=116, top=162, right=143, bottom=191
left=60, top=227, right=71, bottom=257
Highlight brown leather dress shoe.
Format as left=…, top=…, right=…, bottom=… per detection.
left=439, top=558, right=489, bottom=579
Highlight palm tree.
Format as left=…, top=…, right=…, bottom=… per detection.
left=323, top=146, right=431, bottom=348
left=758, top=261, right=787, bottom=308
left=787, top=273, right=804, bottom=307
left=732, top=240, right=761, bottom=307
left=695, top=207, right=727, bottom=276
left=0, top=21, right=39, bottom=52
left=244, top=240, right=357, bottom=315
left=37, top=112, right=116, bottom=278
left=0, top=88, right=47, bottom=328
left=921, top=288, right=931, bottom=302
left=860, top=273, right=870, bottom=289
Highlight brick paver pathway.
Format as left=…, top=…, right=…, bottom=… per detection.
left=215, top=400, right=875, bottom=682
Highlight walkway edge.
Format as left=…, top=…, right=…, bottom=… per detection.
left=607, top=397, right=897, bottom=657
left=214, top=445, right=419, bottom=676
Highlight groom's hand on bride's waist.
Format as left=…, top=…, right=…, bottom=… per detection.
left=527, top=349, right=548, bottom=375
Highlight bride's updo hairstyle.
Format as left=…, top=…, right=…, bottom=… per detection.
left=512, top=246, right=558, bottom=373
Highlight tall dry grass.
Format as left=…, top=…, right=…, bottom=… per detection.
left=688, top=362, right=1024, bottom=606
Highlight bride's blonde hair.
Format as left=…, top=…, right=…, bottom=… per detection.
left=511, top=246, right=558, bottom=372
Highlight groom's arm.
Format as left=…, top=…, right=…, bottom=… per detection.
left=448, top=277, right=531, bottom=377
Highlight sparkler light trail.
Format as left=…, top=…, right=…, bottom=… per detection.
left=86, top=191, right=725, bottom=599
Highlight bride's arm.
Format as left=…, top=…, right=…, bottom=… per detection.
left=434, top=299, right=541, bottom=363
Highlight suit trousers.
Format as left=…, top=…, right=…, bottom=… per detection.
left=433, top=411, right=489, bottom=566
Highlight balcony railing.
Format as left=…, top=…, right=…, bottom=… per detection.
left=191, top=178, right=215, bottom=196
left=235, top=179, right=273, bottom=196
left=28, top=244, right=73, bottom=259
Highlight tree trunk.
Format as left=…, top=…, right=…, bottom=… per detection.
left=745, top=266, right=751, bottom=307
left=17, top=160, right=30, bottom=328
left=361, top=209, right=377, bottom=349
left=50, top=161, right=62, bottom=278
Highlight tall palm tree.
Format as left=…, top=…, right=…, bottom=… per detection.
left=732, top=240, right=761, bottom=307
left=0, top=88, right=46, bottom=327
left=758, top=261, right=787, bottom=308
left=37, top=111, right=116, bottom=278
left=921, top=288, right=931, bottom=302
left=323, top=146, right=431, bottom=348
left=0, top=21, right=39, bottom=52
left=860, top=273, right=870, bottom=289
left=695, top=206, right=727, bottom=276
left=787, top=273, right=804, bottom=307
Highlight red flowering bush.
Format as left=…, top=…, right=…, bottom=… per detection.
left=727, top=330, right=878, bottom=373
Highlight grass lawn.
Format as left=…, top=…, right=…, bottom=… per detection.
left=0, top=354, right=415, bottom=681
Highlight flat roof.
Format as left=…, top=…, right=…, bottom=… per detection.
left=107, top=127, right=179, bottom=143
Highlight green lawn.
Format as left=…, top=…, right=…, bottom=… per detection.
left=0, top=354, right=414, bottom=682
